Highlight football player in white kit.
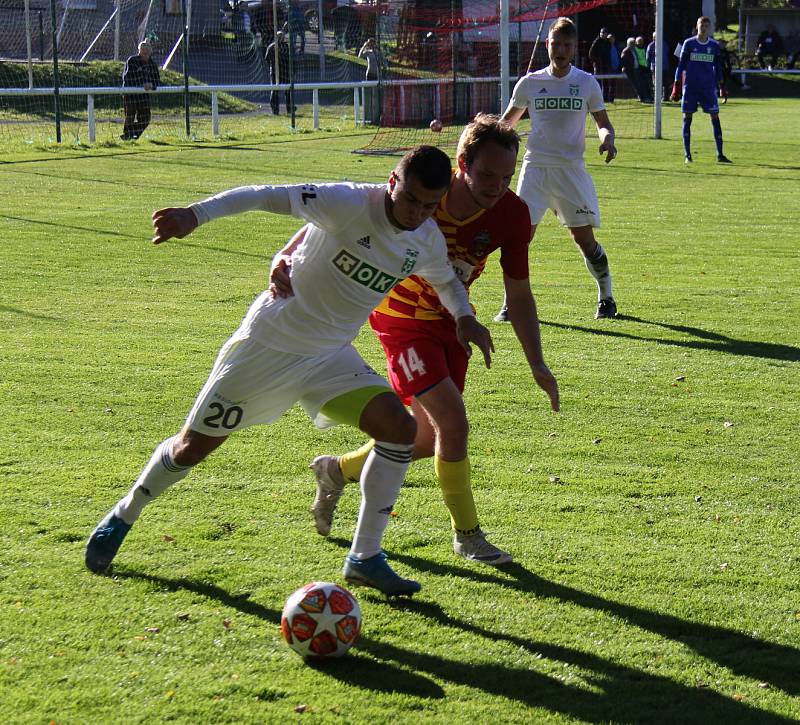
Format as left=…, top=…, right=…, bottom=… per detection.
left=84, top=146, right=494, bottom=596
left=494, top=17, right=619, bottom=321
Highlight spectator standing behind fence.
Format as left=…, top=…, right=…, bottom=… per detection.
left=359, top=38, right=383, bottom=124
left=620, top=37, right=641, bottom=100
left=634, top=36, right=652, bottom=102
left=755, top=24, right=784, bottom=70
left=266, top=31, right=292, bottom=116
left=608, top=33, right=620, bottom=73
left=589, top=27, right=615, bottom=102
left=786, top=30, right=800, bottom=69
left=288, top=0, right=305, bottom=56
left=121, top=41, right=160, bottom=141
left=647, top=33, right=672, bottom=101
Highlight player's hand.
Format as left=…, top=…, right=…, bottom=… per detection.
left=269, top=255, right=294, bottom=298
left=718, top=82, right=728, bottom=103
left=151, top=207, right=198, bottom=244
left=670, top=81, right=681, bottom=102
left=531, top=362, right=560, bottom=412
left=599, top=137, right=617, bottom=164
left=455, top=315, right=494, bottom=369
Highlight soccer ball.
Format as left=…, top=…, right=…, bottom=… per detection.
left=280, top=582, right=362, bottom=659
left=429, top=118, right=443, bottom=133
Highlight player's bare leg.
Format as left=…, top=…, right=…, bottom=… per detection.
left=85, top=428, right=228, bottom=573
left=413, top=383, right=512, bottom=565
left=570, top=225, right=617, bottom=319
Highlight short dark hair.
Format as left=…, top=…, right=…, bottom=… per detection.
left=396, top=145, right=452, bottom=190
left=457, top=113, right=519, bottom=167
left=549, top=17, right=577, bottom=40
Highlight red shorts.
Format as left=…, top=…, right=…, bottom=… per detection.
left=368, top=311, right=468, bottom=405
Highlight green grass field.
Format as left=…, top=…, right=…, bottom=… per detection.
left=1, top=98, right=798, bottom=724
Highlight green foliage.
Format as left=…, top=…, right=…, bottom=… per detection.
left=0, top=100, right=799, bottom=723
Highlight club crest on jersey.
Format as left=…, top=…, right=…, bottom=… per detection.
left=569, top=84, right=580, bottom=97
left=533, top=96, right=584, bottom=111
left=400, top=248, right=418, bottom=275
left=332, top=249, right=401, bottom=293
left=471, top=231, right=491, bottom=258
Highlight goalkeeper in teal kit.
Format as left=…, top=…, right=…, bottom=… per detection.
left=671, top=16, right=731, bottom=164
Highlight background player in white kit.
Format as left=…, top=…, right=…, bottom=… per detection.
left=84, top=146, right=494, bottom=597
left=494, top=17, right=619, bottom=321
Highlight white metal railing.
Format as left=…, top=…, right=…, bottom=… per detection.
left=0, top=76, right=503, bottom=142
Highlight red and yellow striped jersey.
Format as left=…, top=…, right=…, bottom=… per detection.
left=375, top=187, right=531, bottom=320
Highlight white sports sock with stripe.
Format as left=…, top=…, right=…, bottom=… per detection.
left=113, top=436, right=192, bottom=524
left=349, top=440, right=414, bottom=560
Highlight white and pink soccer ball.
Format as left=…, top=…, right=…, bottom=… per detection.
left=281, top=582, right=362, bottom=659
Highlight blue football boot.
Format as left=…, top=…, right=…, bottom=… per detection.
left=343, top=551, right=421, bottom=597
left=85, top=511, right=131, bottom=574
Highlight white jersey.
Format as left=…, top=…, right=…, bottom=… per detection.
left=510, top=66, right=605, bottom=168
left=197, top=183, right=468, bottom=355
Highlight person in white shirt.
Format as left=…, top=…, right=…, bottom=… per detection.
left=493, top=17, right=619, bottom=321
left=84, top=145, right=494, bottom=597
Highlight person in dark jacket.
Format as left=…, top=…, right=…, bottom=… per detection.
left=588, top=27, right=614, bottom=102
left=266, top=31, right=292, bottom=115
left=121, top=41, right=160, bottom=141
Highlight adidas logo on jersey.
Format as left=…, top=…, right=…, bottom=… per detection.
left=575, top=207, right=596, bottom=216
left=356, top=235, right=371, bottom=249
left=538, top=87, right=548, bottom=94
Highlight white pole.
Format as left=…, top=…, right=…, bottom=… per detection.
left=186, top=0, right=192, bottom=52
left=24, top=0, right=34, bottom=89
left=212, top=91, right=219, bottom=135
left=57, top=0, right=70, bottom=48
left=272, top=0, right=280, bottom=87
left=738, top=0, right=744, bottom=54
left=114, top=0, right=121, bottom=60
left=353, top=86, right=360, bottom=125
left=313, top=87, right=319, bottom=129
left=317, top=0, right=325, bottom=79
left=500, top=0, right=510, bottom=113
left=87, top=94, right=95, bottom=143
left=162, top=32, right=184, bottom=70
left=80, top=7, right=118, bottom=62
left=654, top=0, right=663, bottom=138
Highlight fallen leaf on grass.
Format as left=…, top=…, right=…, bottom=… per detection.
left=592, top=438, right=602, bottom=445
left=724, top=421, right=734, bottom=428
left=145, top=627, right=160, bottom=633
left=176, top=612, right=190, bottom=621
left=675, top=375, right=686, bottom=382
left=758, top=683, right=770, bottom=689
left=549, top=475, right=561, bottom=483
left=163, top=535, right=176, bottom=543
left=222, top=619, right=232, bottom=629
left=294, top=704, right=309, bottom=713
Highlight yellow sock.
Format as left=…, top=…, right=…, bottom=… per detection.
left=339, top=440, right=374, bottom=482
left=435, top=455, right=479, bottom=535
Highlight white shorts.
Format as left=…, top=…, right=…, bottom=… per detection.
left=185, top=330, right=391, bottom=436
left=517, top=163, right=601, bottom=229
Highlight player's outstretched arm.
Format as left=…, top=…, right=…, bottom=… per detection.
left=592, top=110, right=617, bottom=164
left=455, top=315, right=494, bottom=369
left=152, top=207, right=198, bottom=244
left=503, top=276, right=560, bottom=412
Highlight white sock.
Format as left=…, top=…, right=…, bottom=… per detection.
left=349, top=441, right=413, bottom=560
left=114, top=436, right=192, bottom=524
left=584, top=243, right=613, bottom=300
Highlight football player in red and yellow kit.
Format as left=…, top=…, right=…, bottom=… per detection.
left=272, top=115, right=559, bottom=565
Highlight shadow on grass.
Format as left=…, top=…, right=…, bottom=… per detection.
left=354, top=601, right=795, bottom=725
left=0, top=303, right=63, bottom=321
left=542, top=315, right=800, bottom=362
left=0, top=213, right=141, bottom=240
left=113, top=568, right=444, bottom=698
left=385, top=550, right=800, bottom=700
left=113, top=565, right=796, bottom=722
